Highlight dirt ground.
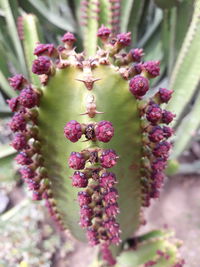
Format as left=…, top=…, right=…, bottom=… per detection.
left=56, top=175, right=200, bottom=267
left=144, top=175, right=200, bottom=267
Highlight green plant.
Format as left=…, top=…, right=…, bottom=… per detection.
left=1, top=0, right=200, bottom=171
left=1, top=0, right=200, bottom=266
left=4, top=2, right=185, bottom=267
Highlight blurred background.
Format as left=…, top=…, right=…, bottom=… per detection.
left=0, top=0, right=200, bottom=266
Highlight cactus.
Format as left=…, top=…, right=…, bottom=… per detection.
left=6, top=14, right=184, bottom=264
left=0, top=0, right=193, bottom=266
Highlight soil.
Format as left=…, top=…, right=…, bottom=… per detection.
left=143, top=175, right=200, bottom=267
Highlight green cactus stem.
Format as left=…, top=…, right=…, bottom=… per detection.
left=116, top=230, right=184, bottom=267
left=8, top=24, right=176, bottom=265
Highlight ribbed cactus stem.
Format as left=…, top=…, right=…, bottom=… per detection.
left=8, top=26, right=175, bottom=265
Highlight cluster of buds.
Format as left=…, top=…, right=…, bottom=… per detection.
left=64, top=120, right=114, bottom=143
left=65, top=120, right=121, bottom=247
left=94, top=26, right=175, bottom=208
left=97, top=24, right=175, bottom=208
left=129, top=83, right=174, bottom=206
left=43, top=191, right=66, bottom=231
left=140, top=94, right=174, bottom=206
left=8, top=74, right=46, bottom=201
left=31, top=32, right=78, bottom=84
left=8, top=75, right=65, bottom=230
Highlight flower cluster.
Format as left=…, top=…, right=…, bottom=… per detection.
left=8, top=72, right=65, bottom=230
left=64, top=116, right=120, bottom=251
left=8, top=75, right=47, bottom=200
left=137, top=92, right=174, bottom=207
left=66, top=148, right=120, bottom=247
left=31, top=31, right=78, bottom=84
left=43, top=191, right=65, bottom=231
left=64, top=120, right=114, bottom=143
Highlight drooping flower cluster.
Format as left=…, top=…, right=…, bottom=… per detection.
left=97, top=25, right=175, bottom=209
left=8, top=75, right=46, bottom=199
left=64, top=119, right=121, bottom=247
left=8, top=67, right=66, bottom=231
left=129, top=70, right=174, bottom=206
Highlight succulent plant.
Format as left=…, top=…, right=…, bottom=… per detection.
left=2, top=0, right=200, bottom=266
left=6, top=9, right=183, bottom=265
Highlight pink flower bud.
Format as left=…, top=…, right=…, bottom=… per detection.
left=101, top=244, right=117, bottom=265
left=32, top=191, right=42, bottom=201
left=68, top=152, right=86, bottom=170
left=61, top=32, right=76, bottom=44
left=97, top=25, right=111, bottom=40
left=10, top=112, right=26, bottom=132
left=19, top=166, right=35, bottom=179
left=8, top=74, right=27, bottom=90
left=105, top=203, right=119, bottom=217
left=11, top=133, right=27, bottom=150
left=143, top=61, right=160, bottom=78
left=15, top=152, right=33, bottom=165
left=146, top=103, right=162, bottom=124
left=80, top=205, right=93, bottom=218
left=103, top=188, right=118, bottom=204
left=32, top=56, right=51, bottom=75
left=153, top=141, right=171, bottom=159
left=86, top=228, right=100, bottom=245
left=80, top=216, right=92, bottom=228
left=27, top=180, right=40, bottom=190
left=34, top=43, right=56, bottom=57
left=144, top=260, right=157, bottom=267
left=7, top=97, right=19, bottom=112
left=64, top=120, right=82, bottom=142
left=129, top=75, right=149, bottom=98
left=151, top=158, right=167, bottom=172
left=78, top=191, right=92, bottom=206
left=100, top=149, right=118, bottom=168
left=99, top=172, right=117, bottom=188
left=158, top=88, right=173, bottom=103
left=162, top=110, right=175, bottom=124
left=103, top=219, right=120, bottom=237
left=95, top=120, right=114, bottom=143
left=163, top=126, right=174, bottom=138
left=129, top=48, right=144, bottom=62
left=117, top=32, right=131, bottom=47
left=72, top=171, right=88, bottom=187
left=19, top=87, right=39, bottom=108
left=148, top=126, right=164, bottom=143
